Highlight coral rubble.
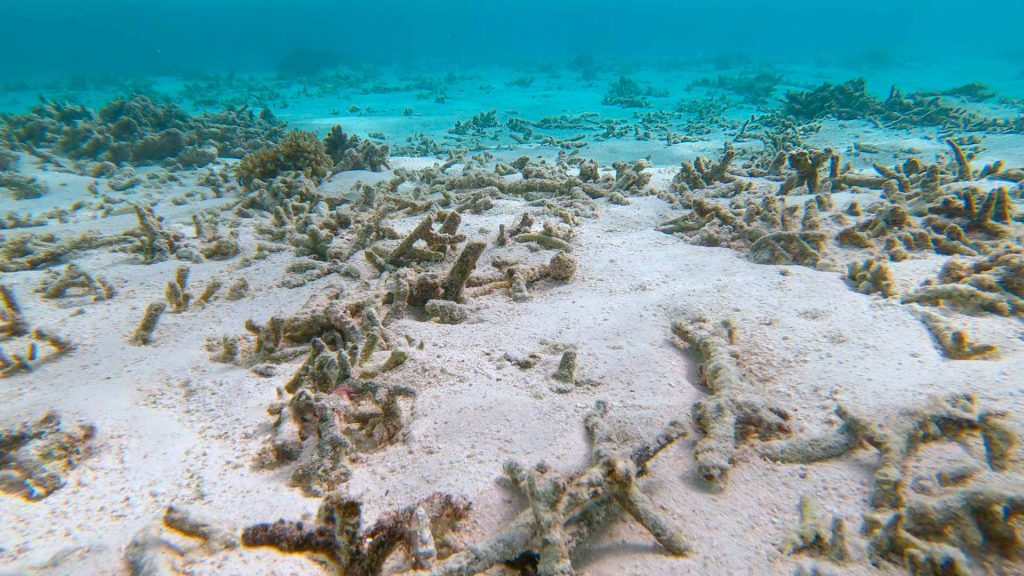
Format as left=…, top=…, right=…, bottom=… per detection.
left=671, top=317, right=791, bottom=485
left=0, top=411, right=95, bottom=500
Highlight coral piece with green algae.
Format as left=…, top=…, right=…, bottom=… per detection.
left=0, top=411, right=95, bottom=500
left=671, top=317, right=792, bottom=485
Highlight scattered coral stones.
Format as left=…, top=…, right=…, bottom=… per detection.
left=762, top=393, right=1024, bottom=574
left=0, top=411, right=95, bottom=500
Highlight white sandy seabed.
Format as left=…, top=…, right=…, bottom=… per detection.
left=0, top=134, right=1022, bottom=576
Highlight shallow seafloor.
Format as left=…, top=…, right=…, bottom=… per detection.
left=1, top=63, right=1023, bottom=576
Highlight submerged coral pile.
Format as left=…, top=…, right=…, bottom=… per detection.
left=1, top=95, right=285, bottom=168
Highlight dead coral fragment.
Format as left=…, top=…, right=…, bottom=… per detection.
left=550, top=350, right=578, bottom=393
left=36, top=264, right=114, bottom=301
left=546, top=251, right=577, bottom=281
left=441, top=241, right=486, bottom=303
left=424, top=300, right=468, bottom=325
left=224, top=278, right=250, bottom=301
left=132, top=204, right=180, bottom=263
left=0, top=411, right=95, bottom=500
left=915, top=309, right=999, bottom=360
left=414, top=401, right=689, bottom=576
left=124, top=523, right=182, bottom=576
left=847, top=258, right=897, bottom=297
left=671, top=145, right=737, bottom=192
left=748, top=231, right=828, bottom=268
left=779, top=494, right=849, bottom=562
left=163, top=505, right=240, bottom=552
left=324, top=125, right=391, bottom=172
left=164, top=266, right=191, bottom=313
left=903, top=249, right=1024, bottom=316
left=945, top=138, right=974, bottom=181
left=244, top=492, right=469, bottom=576
left=671, top=317, right=792, bottom=485
left=132, top=302, right=167, bottom=345
left=257, top=298, right=417, bottom=495
left=1, top=231, right=123, bottom=273
left=902, top=284, right=1015, bottom=316
left=867, top=458, right=1024, bottom=575
left=378, top=214, right=465, bottom=269
left=0, top=173, right=48, bottom=200
left=781, top=149, right=832, bottom=195
left=0, top=286, right=75, bottom=376
left=602, top=76, right=651, bottom=108
left=1, top=284, right=29, bottom=337
left=761, top=393, right=989, bottom=510
left=515, top=232, right=574, bottom=253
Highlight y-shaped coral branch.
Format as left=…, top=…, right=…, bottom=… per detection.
left=407, top=401, right=689, bottom=576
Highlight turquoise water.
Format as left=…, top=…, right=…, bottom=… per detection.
left=3, top=0, right=1023, bottom=77
left=2, top=0, right=1023, bottom=120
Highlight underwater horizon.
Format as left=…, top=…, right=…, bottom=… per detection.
left=4, top=0, right=1024, bottom=77
left=2, top=2, right=1024, bottom=576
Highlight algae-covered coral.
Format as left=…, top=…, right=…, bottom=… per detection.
left=237, top=130, right=331, bottom=187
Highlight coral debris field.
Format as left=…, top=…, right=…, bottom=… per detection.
left=1, top=63, right=1023, bottom=576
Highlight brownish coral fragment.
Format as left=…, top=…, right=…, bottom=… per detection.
left=671, top=317, right=791, bottom=485
left=0, top=411, right=95, bottom=500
